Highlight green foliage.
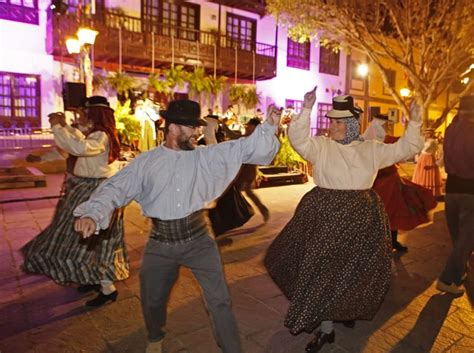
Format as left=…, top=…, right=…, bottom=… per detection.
left=242, top=86, right=261, bottom=109
left=163, top=65, right=189, bottom=92
left=114, top=100, right=141, bottom=146
left=107, top=72, right=136, bottom=96
left=229, top=84, right=247, bottom=105
left=230, top=84, right=261, bottom=110
left=187, top=67, right=211, bottom=100
left=208, top=75, right=228, bottom=95
left=148, top=73, right=171, bottom=96
left=273, top=134, right=305, bottom=169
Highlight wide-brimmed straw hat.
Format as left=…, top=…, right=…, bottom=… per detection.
left=326, top=95, right=363, bottom=119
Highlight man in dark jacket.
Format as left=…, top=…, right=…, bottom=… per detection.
left=436, top=95, right=474, bottom=295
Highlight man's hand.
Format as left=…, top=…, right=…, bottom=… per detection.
left=266, top=104, right=282, bottom=126
left=74, top=217, right=97, bottom=238
left=409, top=100, right=421, bottom=123
left=48, top=112, right=66, bottom=127
left=303, top=85, right=317, bottom=109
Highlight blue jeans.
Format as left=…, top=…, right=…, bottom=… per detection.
left=139, top=235, right=241, bottom=353
left=439, top=193, right=474, bottom=285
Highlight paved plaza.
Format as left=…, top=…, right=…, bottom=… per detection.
left=0, top=173, right=473, bottom=353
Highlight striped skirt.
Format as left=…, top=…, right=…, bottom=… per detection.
left=22, top=175, right=129, bottom=285
left=264, top=187, right=392, bottom=335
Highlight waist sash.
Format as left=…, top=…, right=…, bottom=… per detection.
left=150, top=210, right=211, bottom=244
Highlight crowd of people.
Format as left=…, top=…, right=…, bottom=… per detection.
left=20, top=88, right=473, bottom=353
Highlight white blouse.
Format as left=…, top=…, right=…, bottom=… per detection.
left=288, top=108, right=424, bottom=190
left=52, top=124, right=119, bottom=178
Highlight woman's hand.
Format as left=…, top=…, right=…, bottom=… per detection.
left=266, top=104, right=282, bottom=126
left=48, top=112, right=66, bottom=127
left=303, top=85, right=317, bottom=109
left=74, top=217, right=97, bottom=238
left=409, top=100, right=422, bottom=123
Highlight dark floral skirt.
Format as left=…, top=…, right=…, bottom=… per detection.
left=264, top=187, right=392, bottom=335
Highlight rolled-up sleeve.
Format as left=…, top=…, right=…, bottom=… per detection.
left=52, top=125, right=107, bottom=157
left=73, top=156, right=145, bottom=230
left=374, top=120, right=424, bottom=169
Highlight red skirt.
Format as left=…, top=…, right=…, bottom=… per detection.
left=374, top=169, right=437, bottom=231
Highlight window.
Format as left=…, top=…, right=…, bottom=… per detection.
left=287, top=38, right=310, bottom=70
left=226, top=13, right=256, bottom=51
left=0, top=72, right=41, bottom=127
left=0, top=0, right=38, bottom=24
left=315, top=103, right=332, bottom=136
left=319, top=47, right=340, bottom=76
left=285, top=99, right=303, bottom=114
left=142, top=0, right=200, bottom=40
left=383, top=69, right=396, bottom=95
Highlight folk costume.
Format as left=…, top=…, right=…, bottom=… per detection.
left=73, top=99, right=280, bottom=353
left=22, top=96, right=128, bottom=305
left=412, top=129, right=443, bottom=196
left=364, top=114, right=437, bottom=252
left=264, top=94, right=423, bottom=352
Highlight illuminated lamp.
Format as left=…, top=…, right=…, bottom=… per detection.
left=357, top=63, right=369, bottom=77
left=65, top=38, right=81, bottom=54
left=77, top=28, right=99, bottom=45
left=400, top=88, right=411, bottom=97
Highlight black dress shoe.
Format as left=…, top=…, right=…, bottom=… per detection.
left=85, top=290, right=118, bottom=307
left=393, top=241, right=408, bottom=252
left=77, top=284, right=100, bottom=293
left=305, top=330, right=335, bottom=353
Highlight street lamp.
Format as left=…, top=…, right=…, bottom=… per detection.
left=400, top=87, right=411, bottom=98
left=357, top=63, right=369, bottom=77
left=66, top=27, right=99, bottom=96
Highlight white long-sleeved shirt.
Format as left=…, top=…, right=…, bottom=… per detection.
left=52, top=124, right=119, bottom=178
left=289, top=108, right=424, bottom=190
left=73, top=122, right=279, bottom=230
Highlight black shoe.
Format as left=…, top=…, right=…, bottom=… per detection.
left=305, top=330, right=335, bottom=353
left=393, top=241, right=408, bottom=252
left=77, top=284, right=100, bottom=293
left=85, top=290, right=118, bottom=307
left=342, top=320, right=355, bottom=328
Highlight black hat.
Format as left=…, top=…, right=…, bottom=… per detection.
left=459, top=95, right=474, bottom=112
left=81, top=96, right=110, bottom=108
left=160, top=99, right=207, bottom=127
left=326, top=95, right=363, bottom=119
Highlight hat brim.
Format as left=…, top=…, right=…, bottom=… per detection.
left=326, top=109, right=357, bottom=119
left=84, top=103, right=111, bottom=109
left=160, top=111, right=207, bottom=127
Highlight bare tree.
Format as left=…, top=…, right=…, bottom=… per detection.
left=267, top=0, right=474, bottom=127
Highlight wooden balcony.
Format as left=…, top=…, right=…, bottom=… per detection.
left=47, top=10, right=276, bottom=80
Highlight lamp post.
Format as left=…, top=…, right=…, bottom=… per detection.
left=65, top=27, right=98, bottom=97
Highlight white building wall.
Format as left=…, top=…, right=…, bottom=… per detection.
left=0, top=0, right=67, bottom=127
left=256, top=17, right=347, bottom=130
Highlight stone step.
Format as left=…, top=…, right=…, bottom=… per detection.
left=0, top=166, right=47, bottom=189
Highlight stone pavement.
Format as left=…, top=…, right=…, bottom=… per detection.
left=0, top=174, right=473, bottom=353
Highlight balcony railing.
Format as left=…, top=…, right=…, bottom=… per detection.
left=47, top=8, right=277, bottom=80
